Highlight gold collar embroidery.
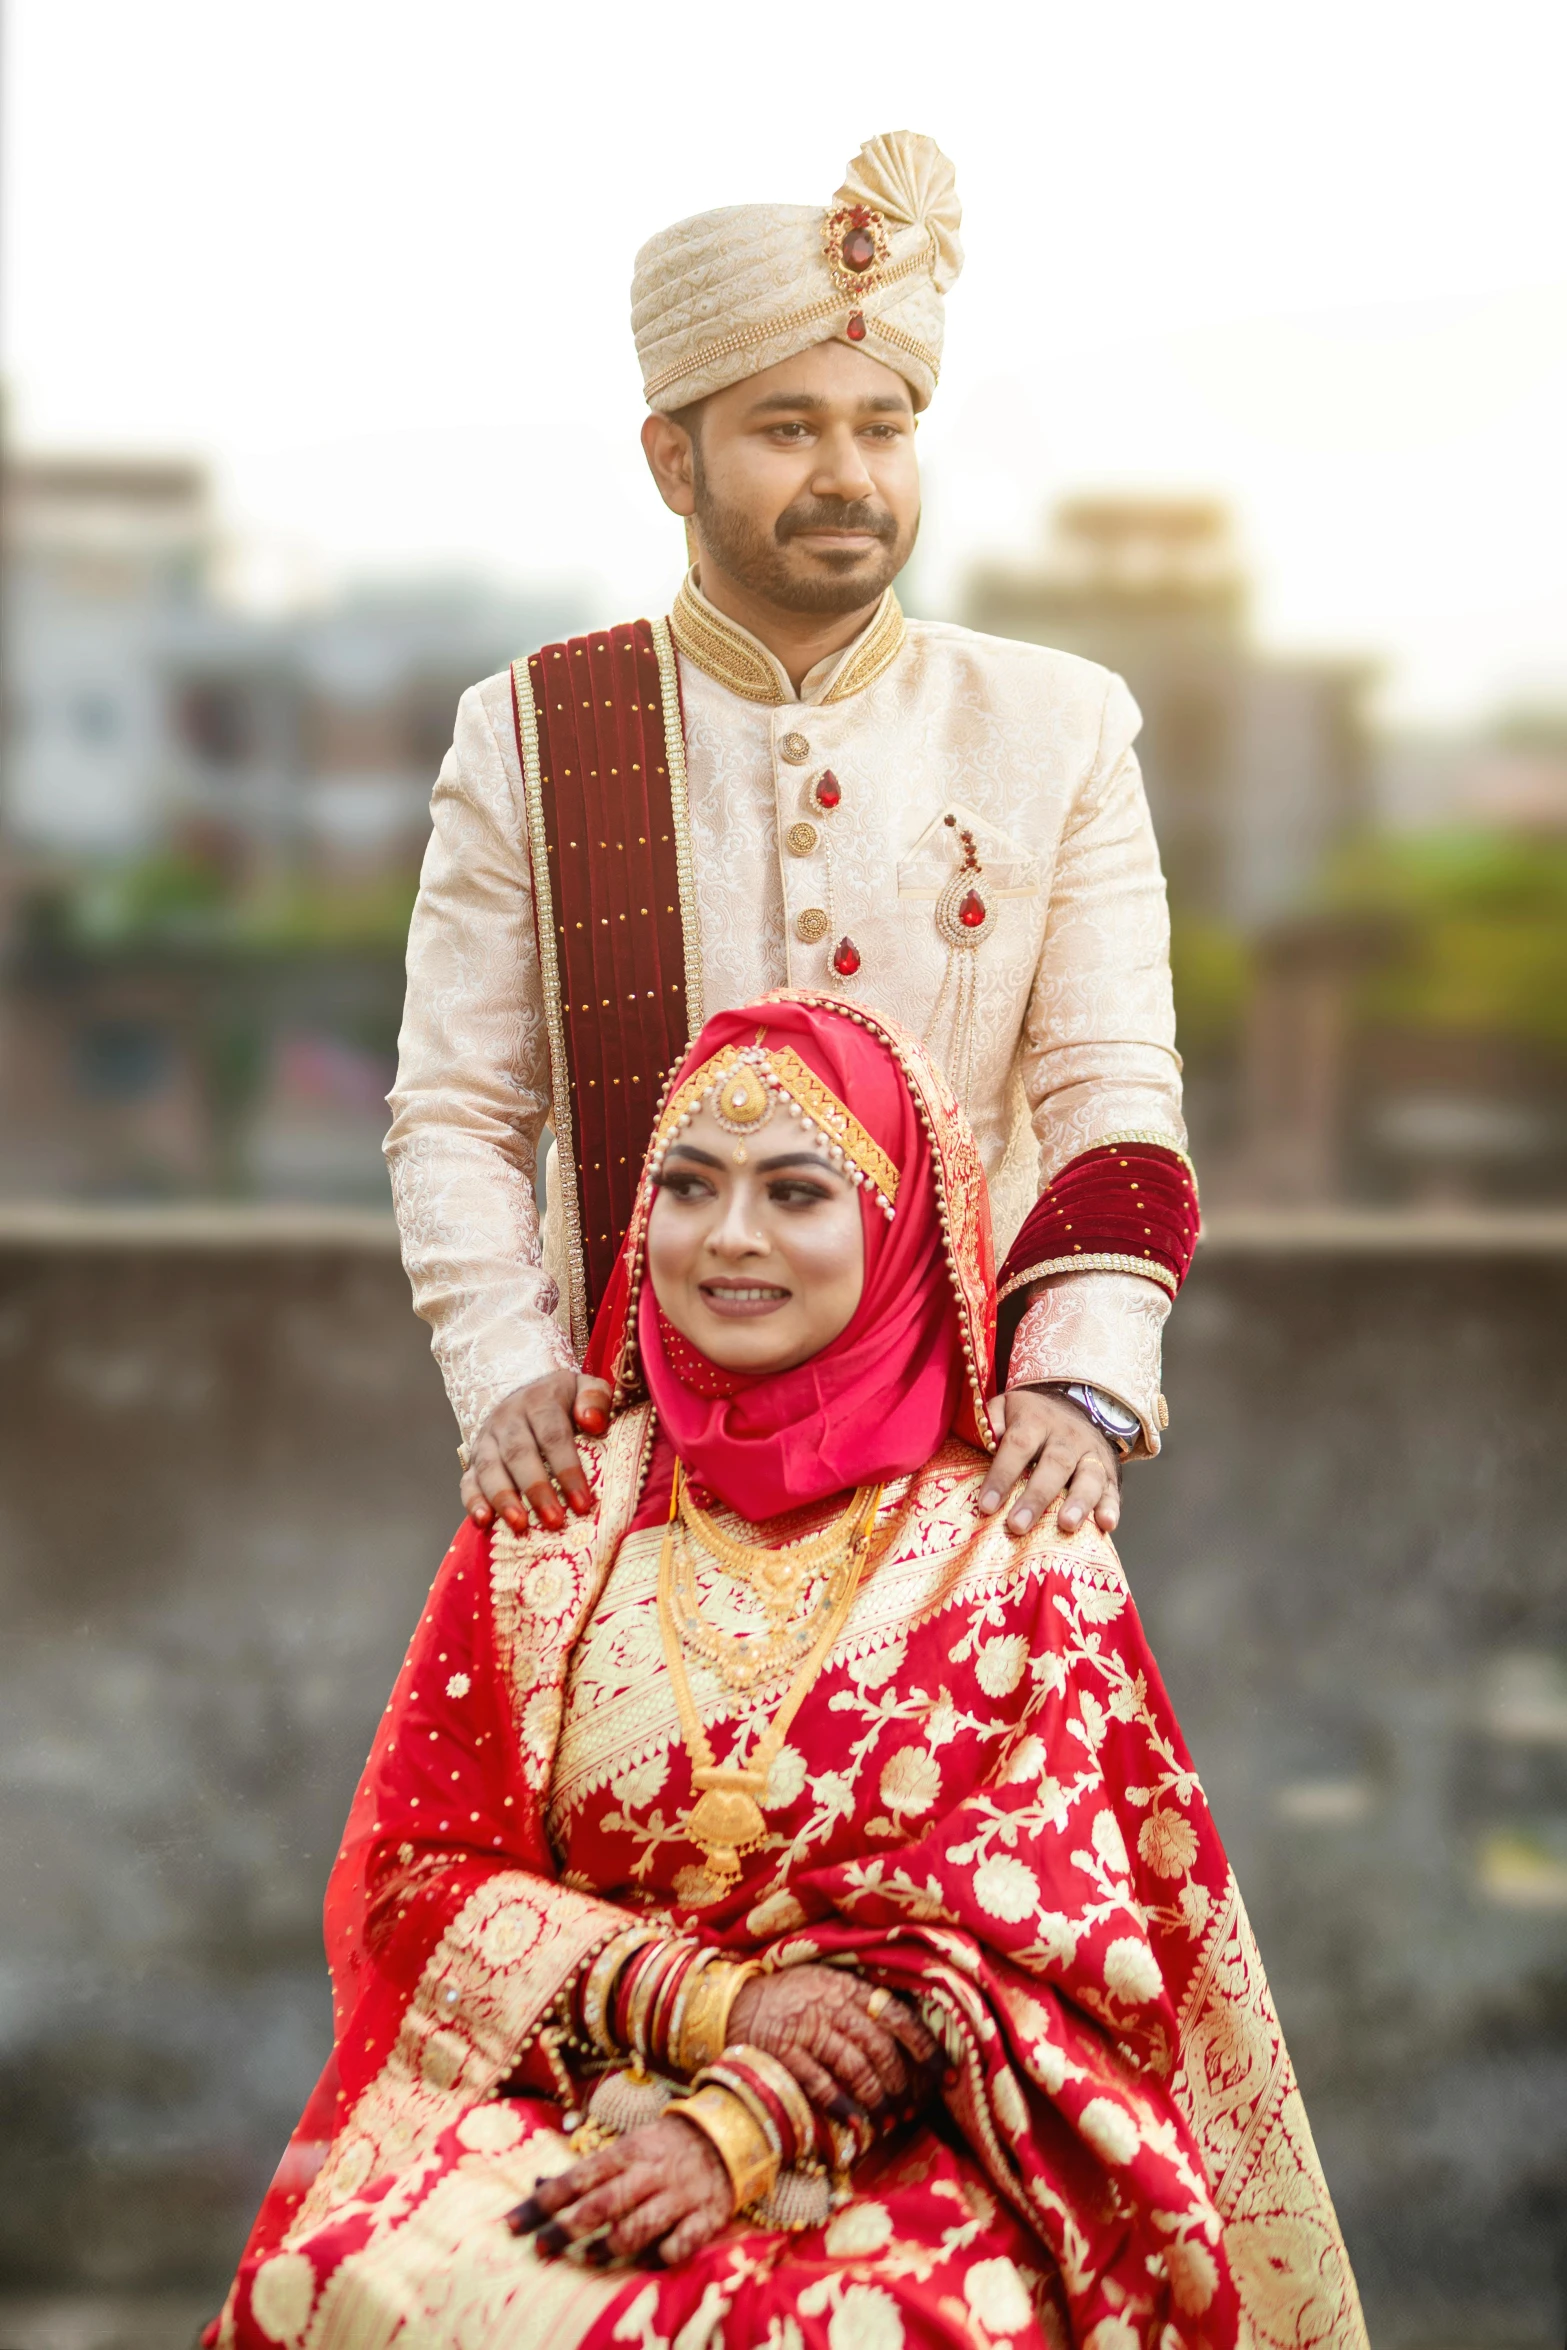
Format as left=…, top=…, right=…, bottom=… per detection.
left=668, top=573, right=907, bottom=707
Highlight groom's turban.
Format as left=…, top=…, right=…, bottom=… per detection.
left=632, top=131, right=963, bottom=416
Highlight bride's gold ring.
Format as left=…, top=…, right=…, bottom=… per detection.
left=865, top=1986, right=893, bottom=2022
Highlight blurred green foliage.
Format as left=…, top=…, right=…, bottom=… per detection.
left=1170, top=918, right=1251, bottom=1062
left=1325, top=830, right=1567, bottom=1049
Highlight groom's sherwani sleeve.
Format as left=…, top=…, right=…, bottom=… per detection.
left=384, top=678, right=575, bottom=1448
left=1010, top=674, right=1188, bottom=1453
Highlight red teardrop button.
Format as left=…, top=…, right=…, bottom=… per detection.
left=831, top=936, right=862, bottom=977
left=841, top=226, right=876, bottom=273
left=814, top=770, right=842, bottom=810
left=958, top=889, right=987, bottom=927
left=846, top=311, right=866, bottom=342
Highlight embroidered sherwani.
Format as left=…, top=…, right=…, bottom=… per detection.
left=385, top=581, right=1185, bottom=1450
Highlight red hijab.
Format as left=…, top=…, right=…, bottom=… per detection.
left=585, top=996, right=996, bottom=1525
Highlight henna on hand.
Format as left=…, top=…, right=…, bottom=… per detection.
left=726, top=1963, right=939, bottom=2124
left=506, top=2113, right=731, bottom=2266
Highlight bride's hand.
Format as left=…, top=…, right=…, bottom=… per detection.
left=506, top=2112, right=730, bottom=2267
left=726, top=1964, right=940, bottom=2123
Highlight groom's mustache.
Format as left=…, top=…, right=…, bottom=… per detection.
left=775, top=498, right=898, bottom=546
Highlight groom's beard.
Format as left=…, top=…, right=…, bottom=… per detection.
left=692, top=458, right=916, bottom=618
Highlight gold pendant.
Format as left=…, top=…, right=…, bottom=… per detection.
left=685, top=1769, right=768, bottom=1887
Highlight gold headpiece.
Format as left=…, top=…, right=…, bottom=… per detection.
left=647, top=1043, right=898, bottom=1217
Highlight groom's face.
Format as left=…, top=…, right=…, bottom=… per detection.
left=643, top=342, right=920, bottom=617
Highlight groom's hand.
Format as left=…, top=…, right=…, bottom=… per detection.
left=461, top=1372, right=611, bottom=1535
left=978, top=1387, right=1121, bottom=1538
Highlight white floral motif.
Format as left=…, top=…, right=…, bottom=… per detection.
left=1001, top=1734, right=1046, bottom=1783
left=610, top=1750, right=670, bottom=1810
left=973, top=1855, right=1038, bottom=1923
left=1103, top=1936, right=1164, bottom=2006
left=249, top=2250, right=317, bottom=2346
left=964, top=2256, right=1035, bottom=2335
left=879, top=1747, right=942, bottom=1817
left=764, top=1744, right=809, bottom=1810
left=444, top=1672, right=471, bottom=1700
left=1091, top=1809, right=1130, bottom=1874
left=828, top=2283, right=905, bottom=2350
left=1079, top=2095, right=1140, bottom=2165
left=847, top=1640, right=907, bottom=1690
left=825, top=2199, right=895, bottom=2257
left=1138, top=1808, right=1199, bottom=1877
left=976, top=1635, right=1030, bottom=1697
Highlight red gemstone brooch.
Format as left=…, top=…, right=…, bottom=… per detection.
left=822, top=203, right=890, bottom=343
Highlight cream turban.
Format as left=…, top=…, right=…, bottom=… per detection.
left=632, top=131, right=962, bottom=415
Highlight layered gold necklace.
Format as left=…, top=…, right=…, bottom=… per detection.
left=657, top=1462, right=882, bottom=1894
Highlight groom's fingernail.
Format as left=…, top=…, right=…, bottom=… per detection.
left=1010, top=1506, right=1034, bottom=1532
left=978, top=1489, right=999, bottom=1513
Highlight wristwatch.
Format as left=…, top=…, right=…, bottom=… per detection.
left=1053, top=1383, right=1140, bottom=1458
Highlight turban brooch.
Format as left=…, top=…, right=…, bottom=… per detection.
left=632, top=130, right=962, bottom=415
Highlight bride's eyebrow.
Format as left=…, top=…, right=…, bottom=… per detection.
left=663, top=1144, right=722, bottom=1168
left=757, top=1151, right=836, bottom=1174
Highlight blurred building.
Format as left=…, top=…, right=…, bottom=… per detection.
left=966, top=498, right=1373, bottom=928
left=0, top=453, right=585, bottom=1203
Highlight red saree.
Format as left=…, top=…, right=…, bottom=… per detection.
left=215, top=997, right=1365, bottom=2350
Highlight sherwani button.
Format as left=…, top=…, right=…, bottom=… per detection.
left=795, top=908, right=831, bottom=944
left=780, top=733, right=812, bottom=765
left=786, top=822, right=819, bottom=856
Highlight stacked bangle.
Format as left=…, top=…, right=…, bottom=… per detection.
left=671, top=1956, right=762, bottom=2076
left=578, top=1926, right=663, bottom=2059
left=668, top=2081, right=779, bottom=2210
left=705, top=2044, right=819, bottom=2168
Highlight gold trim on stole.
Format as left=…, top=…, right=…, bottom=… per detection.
left=649, top=614, right=704, bottom=1042
left=513, top=655, right=590, bottom=1355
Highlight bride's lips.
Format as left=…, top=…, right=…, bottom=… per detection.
left=698, top=1281, right=791, bottom=1319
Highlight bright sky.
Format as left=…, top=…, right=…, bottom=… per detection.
left=6, top=0, right=1567, bottom=723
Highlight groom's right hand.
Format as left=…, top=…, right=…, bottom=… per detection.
left=461, top=1372, right=611, bottom=1535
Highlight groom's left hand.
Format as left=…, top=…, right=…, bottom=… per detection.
left=978, top=1388, right=1121, bottom=1538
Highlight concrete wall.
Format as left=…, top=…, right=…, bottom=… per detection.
left=1, top=1211, right=1564, bottom=2346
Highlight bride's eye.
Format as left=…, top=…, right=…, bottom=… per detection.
left=768, top=1177, right=834, bottom=1208
left=657, top=1171, right=716, bottom=1201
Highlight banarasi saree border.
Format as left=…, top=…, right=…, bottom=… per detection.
left=512, top=619, right=702, bottom=1354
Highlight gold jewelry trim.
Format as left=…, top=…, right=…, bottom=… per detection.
left=668, top=576, right=906, bottom=708
left=668, top=2081, right=779, bottom=2207
left=513, top=656, right=590, bottom=1353
left=650, top=614, right=704, bottom=1042
left=998, top=1252, right=1180, bottom=1303
left=673, top=1958, right=763, bottom=2077
left=822, top=588, right=908, bottom=704
left=642, top=238, right=938, bottom=406
left=650, top=1041, right=898, bottom=1212
left=658, top=1462, right=881, bottom=1893
left=581, top=1925, right=663, bottom=2057
left=721, top=2043, right=818, bottom=2161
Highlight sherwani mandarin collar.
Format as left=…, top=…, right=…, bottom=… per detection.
left=668, top=571, right=908, bottom=706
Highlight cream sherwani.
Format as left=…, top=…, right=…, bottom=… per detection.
left=385, top=583, right=1185, bottom=1454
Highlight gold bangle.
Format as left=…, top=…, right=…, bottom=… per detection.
left=665, top=1945, right=724, bottom=2071
left=673, top=1957, right=762, bottom=2077
left=626, top=1939, right=691, bottom=2062
left=669, top=2083, right=779, bottom=2209
left=581, top=1926, right=663, bottom=2059
left=721, top=2042, right=818, bottom=2166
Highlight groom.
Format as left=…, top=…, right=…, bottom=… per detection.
left=384, top=131, right=1198, bottom=1546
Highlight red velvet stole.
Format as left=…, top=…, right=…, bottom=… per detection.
left=995, top=1141, right=1200, bottom=1380
left=511, top=622, right=697, bottom=1352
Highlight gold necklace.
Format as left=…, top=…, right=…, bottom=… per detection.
left=678, top=1478, right=871, bottom=1627
left=657, top=1462, right=882, bottom=1894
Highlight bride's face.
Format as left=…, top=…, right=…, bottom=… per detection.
left=646, top=1100, right=866, bottom=1374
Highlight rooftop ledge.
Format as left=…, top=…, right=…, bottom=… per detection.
left=2, top=1201, right=1567, bottom=1255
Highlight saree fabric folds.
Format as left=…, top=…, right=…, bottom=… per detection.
left=217, top=997, right=1364, bottom=2350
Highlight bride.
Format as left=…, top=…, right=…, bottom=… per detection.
left=212, top=994, right=1365, bottom=2350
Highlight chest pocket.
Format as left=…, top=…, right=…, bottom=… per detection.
left=896, top=801, right=1042, bottom=901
